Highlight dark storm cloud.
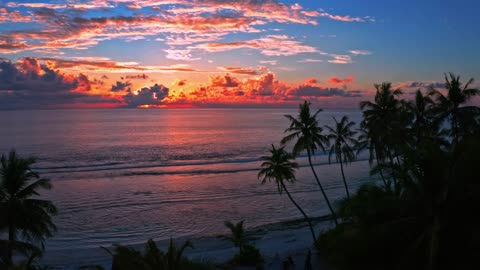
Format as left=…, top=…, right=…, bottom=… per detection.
left=0, top=57, right=116, bottom=109
left=123, top=84, right=169, bottom=107
left=288, top=85, right=361, bottom=97
left=111, top=81, right=131, bottom=92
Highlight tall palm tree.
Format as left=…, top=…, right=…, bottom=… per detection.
left=428, top=73, right=480, bottom=145
left=0, top=150, right=57, bottom=263
left=359, top=83, right=404, bottom=188
left=325, top=116, right=359, bottom=199
left=281, top=101, right=338, bottom=225
left=258, top=144, right=317, bottom=241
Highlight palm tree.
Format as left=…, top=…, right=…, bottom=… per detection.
left=0, top=150, right=57, bottom=263
left=105, top=238, right=193, bottom=270
left=359, top=83, right=404, bottom=188
left=281, top=101, right=338, bottom=225
left=258, top=144, right=317, bottom=241
left=428, top=73, right=480, bottom=145
left=325, top=116, right=359, bottom=199
left=224, top=220, right=248, bottom=253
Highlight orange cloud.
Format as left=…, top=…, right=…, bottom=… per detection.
left=37, top=57, right=203, bottom=73
left=329, top=75, right=354, bottom=84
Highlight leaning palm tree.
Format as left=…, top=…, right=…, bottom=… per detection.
left=325, top=116, right=359, bottom=199
left=0, top=150, right=57, bottom=263
left=428, top=73, right=480, bottom=145
left=258, top=144, right=316, bottom=241
left=281, top=101, right=337, bottom=225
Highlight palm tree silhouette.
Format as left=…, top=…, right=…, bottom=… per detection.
left=224, top=220, right=248, bottom=253
left=105, top=238, right=193, bottom=270
left=325, top=116, right=359, bottom=199
left=0, top=150, right=57, bottom=263
left=360, top=83, right=404, bottom=188
left=281, top=101, right=337, bottom=225
left=428, top=73, right=480, bottom=145
left=259, top=144, right=317, bottom=241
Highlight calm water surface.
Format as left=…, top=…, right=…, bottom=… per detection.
left=0, top=109, right=373, bottom=250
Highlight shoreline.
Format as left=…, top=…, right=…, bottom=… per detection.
left=40, top=216, right=335, bottom=269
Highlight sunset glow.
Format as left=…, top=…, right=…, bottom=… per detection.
left=1, top=0, right=479, bottom=109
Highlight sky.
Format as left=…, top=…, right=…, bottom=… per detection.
left=0, top=0, right=479, bottom=109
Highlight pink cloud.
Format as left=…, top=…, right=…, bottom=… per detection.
left=193, top=35, right=317, bottom=56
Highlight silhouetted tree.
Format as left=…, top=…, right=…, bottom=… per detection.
left=325, top=116, right=359, bottom=199
left=428, top=73, right=480, bottom=144
left=281, top=101, right=337, bottom=225
left=224, top=220, right=248, bottom=253
left=258, top=145, right=316, bottom=242
left=360, top=83, right=406, bottom=189
left=0, top=150, right=57, bottom=264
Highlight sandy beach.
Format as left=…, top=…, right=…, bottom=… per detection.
left=40, top=217, right=335, bottom=269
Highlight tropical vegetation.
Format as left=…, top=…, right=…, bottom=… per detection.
left=223, top=220, right=264, bottom=269
left=0, top=150, right=57, bottom=269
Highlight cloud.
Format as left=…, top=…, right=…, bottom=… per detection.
left=111, top=81, right=132, bottom=92
left=394, top=81, right=447, bottom=90
left=35, top=57, right=203, bottom=73
left=329, top=75, right=354, bottom=84
left=318, top=11, right=369, bottom=22
left=1, top=0, right=367, bottom=55
left=210, top=74, right=241, bottom=87
left=193, top=35, right=317, bottom=56
left=164, top=48, right=201, bottom=61
left=0, top=57, right=116, bottom=109
left=298, top=58, right=323, bottom=63
left=218, top=66, right=269, bottom=75
left=174, top=79, right=187, bottom=86
left=182, top=72, right=363, bottom=106
left=259, top=60, right=277, bottom=65
left=0, top=7, right=32, bottom=23
left=123, top=84, right=169, bottom=107
left=125, top=74, right=149, bottom=80
left=349, top=50, right=372, bottom=55
left=287, top=79, right=361, bottom=97
left=328, top=54, right=353, bottom=64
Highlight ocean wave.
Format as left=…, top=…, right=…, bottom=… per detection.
left=35, top=156, right=371, bottom=181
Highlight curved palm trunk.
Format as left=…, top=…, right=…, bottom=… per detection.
left=339, top=157, right=350, bottom=199
left=280, top=182, right=317, bottom=242
left=307, top=153, right=338, bottom=226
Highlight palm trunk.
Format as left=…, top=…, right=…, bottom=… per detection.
left=375, top=148, right=388, bottom=189
left=339, top=158, right=350, bottom=199
left=428, top=215, right=441, bottom=270
left=378, top=167, right=388, bottom=189
left=281, top=182, right=317, bottom=242
left=307, top=153, right=338, bottom=226
left=387, top=150, right=398, bottom=189
left=7, top=224, right=14, bottom=264
left=452, top=107, right=459, bottom=145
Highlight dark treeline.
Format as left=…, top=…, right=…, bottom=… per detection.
left=263, top=73, right=479, bottom=270
left=1, top=73, right=479, bottom=269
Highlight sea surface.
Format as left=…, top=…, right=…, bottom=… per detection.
left=0, top=108, right=374, bottom=251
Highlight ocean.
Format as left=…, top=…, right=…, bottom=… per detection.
left=0, top=108, right=373, bottom=251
